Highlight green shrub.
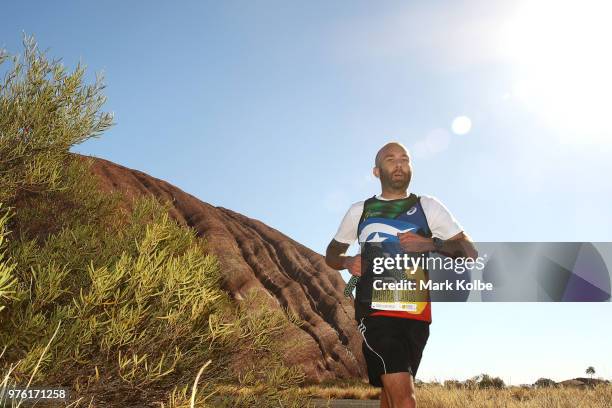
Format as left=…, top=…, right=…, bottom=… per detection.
left=0, top=34, right=310, bottom=407
left=0, top=35, right=113, bottom=205
left=0, top=206, right=18, bottom=313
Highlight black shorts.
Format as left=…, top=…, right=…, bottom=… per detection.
left=358, top=315, right=430, bottom=388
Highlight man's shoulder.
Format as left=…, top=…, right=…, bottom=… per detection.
left=417, top=193, right=438, bottom=202
left=417, top=194, right=464, bottom=238
left=347, top=195, right=385, bottom=211
left=417, top=194, right=445, bottom=208
left=346, top=199, right=366, bottom=214
left=417, top=194, right=454, bottom=220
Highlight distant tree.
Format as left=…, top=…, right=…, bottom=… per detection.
left=444, top=379, right=462, bottom=389
left=477, top=373, right=505, bottom=389
left=586, top=366, right=596, bottom=382
left=463, top=378, right=477, bottom=390
left=490, top=376, right=506, bottom=389
left=534, top=378, right=557, bottom=388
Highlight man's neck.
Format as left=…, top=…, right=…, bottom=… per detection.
left=378, top=189, right=408, bottom=200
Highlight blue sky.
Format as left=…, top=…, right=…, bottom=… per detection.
left=3, top=0, right=611, bottom=385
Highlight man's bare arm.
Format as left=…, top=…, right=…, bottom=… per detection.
left=325, top=239, right=350, bottom=270
left=438, top=231, right=478, bottom=259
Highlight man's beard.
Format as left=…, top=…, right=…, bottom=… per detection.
left=380, top=168, right=411, bottom=191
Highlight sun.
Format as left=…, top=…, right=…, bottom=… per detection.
left=501, top=0, right=612, bottom=142
left=452, top=116, right=472, bottom=135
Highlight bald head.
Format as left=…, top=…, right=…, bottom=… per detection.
left=373, top=141, right=412, bottom=193
left=375, top=142, right=409, bottom=168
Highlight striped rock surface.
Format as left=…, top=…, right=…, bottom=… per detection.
left=83, top=154, right=366, bottom=383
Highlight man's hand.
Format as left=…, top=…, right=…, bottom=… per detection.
left=343, top=255, right=362, bottom=277
left=326, top=239, right=362, bottom=275
left=397, top=231, right=435, bottom=253
left=397, top=231, right=478, bottom=259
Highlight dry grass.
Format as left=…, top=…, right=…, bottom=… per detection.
left=416, top=384, right=612, bottom=408
left=299, top=382, right=612, bottom=407
left=299, top=384, right=380, bottom=400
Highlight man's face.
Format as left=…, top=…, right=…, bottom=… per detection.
left=374, top=144, right=412, bottom=191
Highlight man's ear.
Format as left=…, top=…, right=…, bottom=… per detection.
left=373, top=166, right=380, bottom=179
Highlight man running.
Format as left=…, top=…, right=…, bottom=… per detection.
left=325, top=142, right=477, bottom=408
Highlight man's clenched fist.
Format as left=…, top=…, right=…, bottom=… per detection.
left=343, top=255, right=362, bottom=277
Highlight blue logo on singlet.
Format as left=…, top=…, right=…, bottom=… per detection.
left=358, top=218, right=419, bottom=243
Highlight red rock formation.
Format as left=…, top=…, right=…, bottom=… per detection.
left=83, top=154, right=366, bottom=383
